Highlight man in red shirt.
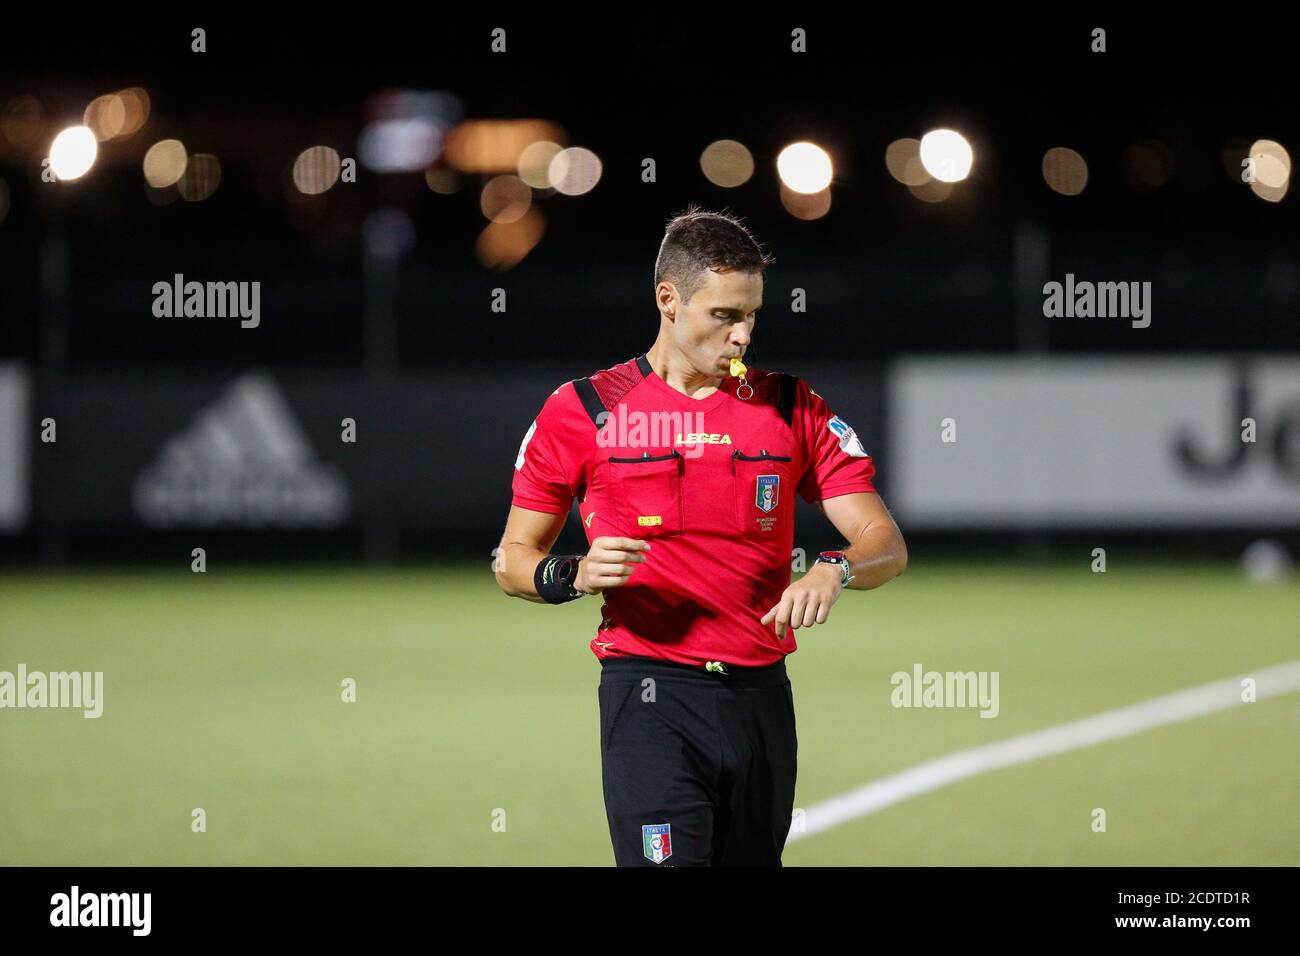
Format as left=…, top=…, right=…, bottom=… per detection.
left=495, top=208, right=907, bottom=866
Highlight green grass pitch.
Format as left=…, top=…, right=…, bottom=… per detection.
left=1, top=560, right=1296, bottom=865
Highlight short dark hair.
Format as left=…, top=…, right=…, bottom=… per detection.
left=654, top=205, right=774, bottom=304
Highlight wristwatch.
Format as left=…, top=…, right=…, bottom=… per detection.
left=536, top=553, right=585, bottom=603
left=554, top=555, right=584, bottom=598
left=815, top=550, right=855, bottom=588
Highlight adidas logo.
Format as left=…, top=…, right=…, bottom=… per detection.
left=132, top=371, right=350, bottom=528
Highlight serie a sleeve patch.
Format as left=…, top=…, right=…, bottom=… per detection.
left=826, top=415, right=869, bottom=457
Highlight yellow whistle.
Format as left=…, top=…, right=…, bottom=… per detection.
left=729, top=357, right=747, bottom=378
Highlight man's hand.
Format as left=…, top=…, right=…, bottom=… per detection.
left=575, top=537, right=651, bottom=594
left=760, top=562, right=843, bottom=638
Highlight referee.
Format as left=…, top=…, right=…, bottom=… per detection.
left=495, top=208, right=907, bottom=866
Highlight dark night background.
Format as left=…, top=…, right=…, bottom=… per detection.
left=1, top=17, right=1296, bottom=560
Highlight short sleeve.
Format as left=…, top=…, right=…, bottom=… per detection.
left=511, top=382, right=587, bottom=514
left=794, top=378, right=877, bottom=503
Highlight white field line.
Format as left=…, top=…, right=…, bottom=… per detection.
left=787, top=659, right=1300, bottom=843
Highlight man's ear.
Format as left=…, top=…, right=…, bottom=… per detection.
left=657, top=282, right=678, bottom=320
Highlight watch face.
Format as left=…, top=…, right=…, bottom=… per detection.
left=815, top=553, right=851, bottom=585
left=556, top=557, right=578, bottom=585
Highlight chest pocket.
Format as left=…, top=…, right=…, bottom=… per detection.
left=732, top=449, right=794, bottom=538
left=606, top=450, right=685, bottom=538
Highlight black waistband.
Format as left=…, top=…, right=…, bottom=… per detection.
left=599, top=654, right=788, bottom=688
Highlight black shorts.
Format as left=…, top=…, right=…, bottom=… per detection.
left=597, top=654, right=797, bottom=866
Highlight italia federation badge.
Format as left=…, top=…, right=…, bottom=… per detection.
left=642, top=823, right=672, bottom=864
left=827, top=415, right=869, bottom=457
left=755, top=474, right=780, bottom=513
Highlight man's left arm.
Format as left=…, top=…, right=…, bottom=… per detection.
left=760, top=492, right=907, bottom=637
left=816, top=491, right=908, bottom=590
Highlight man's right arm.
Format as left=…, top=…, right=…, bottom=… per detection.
left=495, top=505, right=570, bottom=603
left=499, top=384, right=651, bottom=601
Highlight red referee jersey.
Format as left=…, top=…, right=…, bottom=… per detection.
left=511, top=353, right=877, bottom=667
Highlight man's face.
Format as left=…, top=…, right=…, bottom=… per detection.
left=666, top=268, right=762, bottom=376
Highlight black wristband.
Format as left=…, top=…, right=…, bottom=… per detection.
left=535, top=554, right=584, bottom=604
